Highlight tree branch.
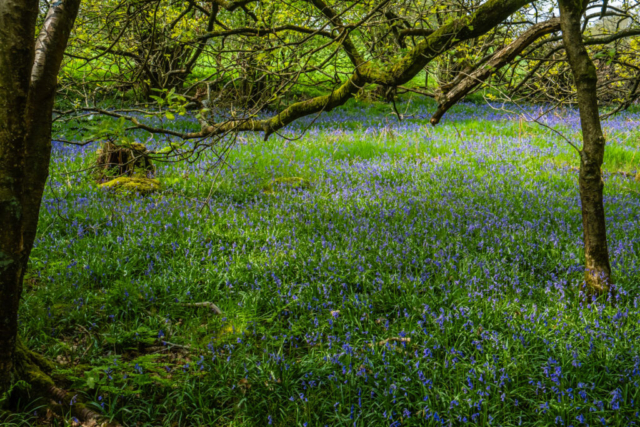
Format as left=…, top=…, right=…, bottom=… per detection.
left=89, top=0, right=534, bottom=141
left=431, top=18, right=560, bottom=125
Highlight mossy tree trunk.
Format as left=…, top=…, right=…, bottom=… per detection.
left=559, top=0, right=613, bottom=295
left=0, top=0, right=81, bottom=399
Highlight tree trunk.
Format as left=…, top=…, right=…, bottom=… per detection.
left=0, top=0, right=38, bottom=397
left=558, top=0, right=613, bottom=295
left=0, top=0, right=81, bottom=399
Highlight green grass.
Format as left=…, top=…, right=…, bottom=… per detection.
left=6, top=100, right=640, bottom=426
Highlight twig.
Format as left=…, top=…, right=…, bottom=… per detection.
left=179, top=301, right=223, bottom=315
left=161, top=341, right=192, bottom=350
left=370, top=337, right=411, bottom=347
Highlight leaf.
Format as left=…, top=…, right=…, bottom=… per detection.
left=165, top=112, right=175, bottom=120
left=86, top=375, right=96, bottom=389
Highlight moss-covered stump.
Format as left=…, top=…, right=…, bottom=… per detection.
left=99, top=176, right=161, bottom=195
left=263, top=177, right=310, bottom=194
left=95, top=141, right=155, bottom=180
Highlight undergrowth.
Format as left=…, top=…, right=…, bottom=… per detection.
left=8, top=99, right=640, bottom=426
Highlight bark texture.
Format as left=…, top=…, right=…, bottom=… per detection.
left=0, top=0, right=81, bottom=398
left=0, top=0, right=39, bottom=398
left=558, top=0, right=613, bottom=295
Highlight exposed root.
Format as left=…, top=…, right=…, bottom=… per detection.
left=179, top=302, right=223, bottom=315
left=49, top=386, right=119, bottom=426
left=13, top=337, right=56, bottom=397
left=12, top=338, right=121, bottom=426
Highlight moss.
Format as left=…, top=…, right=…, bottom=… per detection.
left=11, top=338, right=109, bottom=424
left=263, top=177, right=310, bottom=194
left=12, top=337, right=55, bottom=399
left=99, top=176, right=161, bottom=195
left=215, top=320, right=249, bottom=344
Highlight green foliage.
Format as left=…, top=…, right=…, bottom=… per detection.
left=17, top=101, right=640, bottom=425
left=103, top=326, right=157, bottom=351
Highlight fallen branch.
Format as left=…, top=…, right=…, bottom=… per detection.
left=179, top=301, right=223, bottom=315
left=147, top=342, right=193, bottom=353
left=370, top=337, right=411, bottom=347
left=554, top=162, right=638, bottom=181
left=161, top=341, right=192, bottom=350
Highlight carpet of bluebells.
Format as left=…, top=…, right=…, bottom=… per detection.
left=13, top=100, right=640, bottom=426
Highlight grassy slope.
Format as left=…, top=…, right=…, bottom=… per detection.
left=10, top=98, right=640, bottom=426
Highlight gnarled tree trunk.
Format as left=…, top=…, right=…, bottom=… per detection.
left=559, top=0, right=613, bottom=295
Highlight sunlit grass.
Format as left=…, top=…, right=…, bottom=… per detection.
left=11, top=100, right=640, bottom=426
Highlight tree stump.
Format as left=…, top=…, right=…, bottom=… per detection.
left=95, top=140, right=155, bottom=182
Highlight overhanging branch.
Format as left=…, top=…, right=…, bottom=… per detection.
left=431, top=18, right=560, bottom=125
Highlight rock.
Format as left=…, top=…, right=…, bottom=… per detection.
left=263, top=177, right=310, bottom=194
left=99, top=176, right=160, bottom=195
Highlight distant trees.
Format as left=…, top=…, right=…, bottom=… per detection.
left=2, top=0, right=640, bottom=417
left=70, top=0, right=248, bottom=98
left=63, top=0, right=640, bottom=112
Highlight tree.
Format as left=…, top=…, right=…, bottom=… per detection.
left=558, top=0, right=612, bottom=294
left=1, top=0, right=81, bottom=404
left=71, top=0, right=261, bottom=98
left=426, top=0, right=640, bottom=295
left=428, top=0, right=628, bottom=294
left=2, top=0, right=634, bottom=417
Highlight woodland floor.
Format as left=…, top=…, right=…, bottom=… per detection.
left=8, top=99, right=640, bottom=426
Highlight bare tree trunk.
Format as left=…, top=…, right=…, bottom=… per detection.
left=0, top=0, right=81, bottom=398
left=0, top=0, right=38, bottom=397
left=559, top=0, right=613, bottom=295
